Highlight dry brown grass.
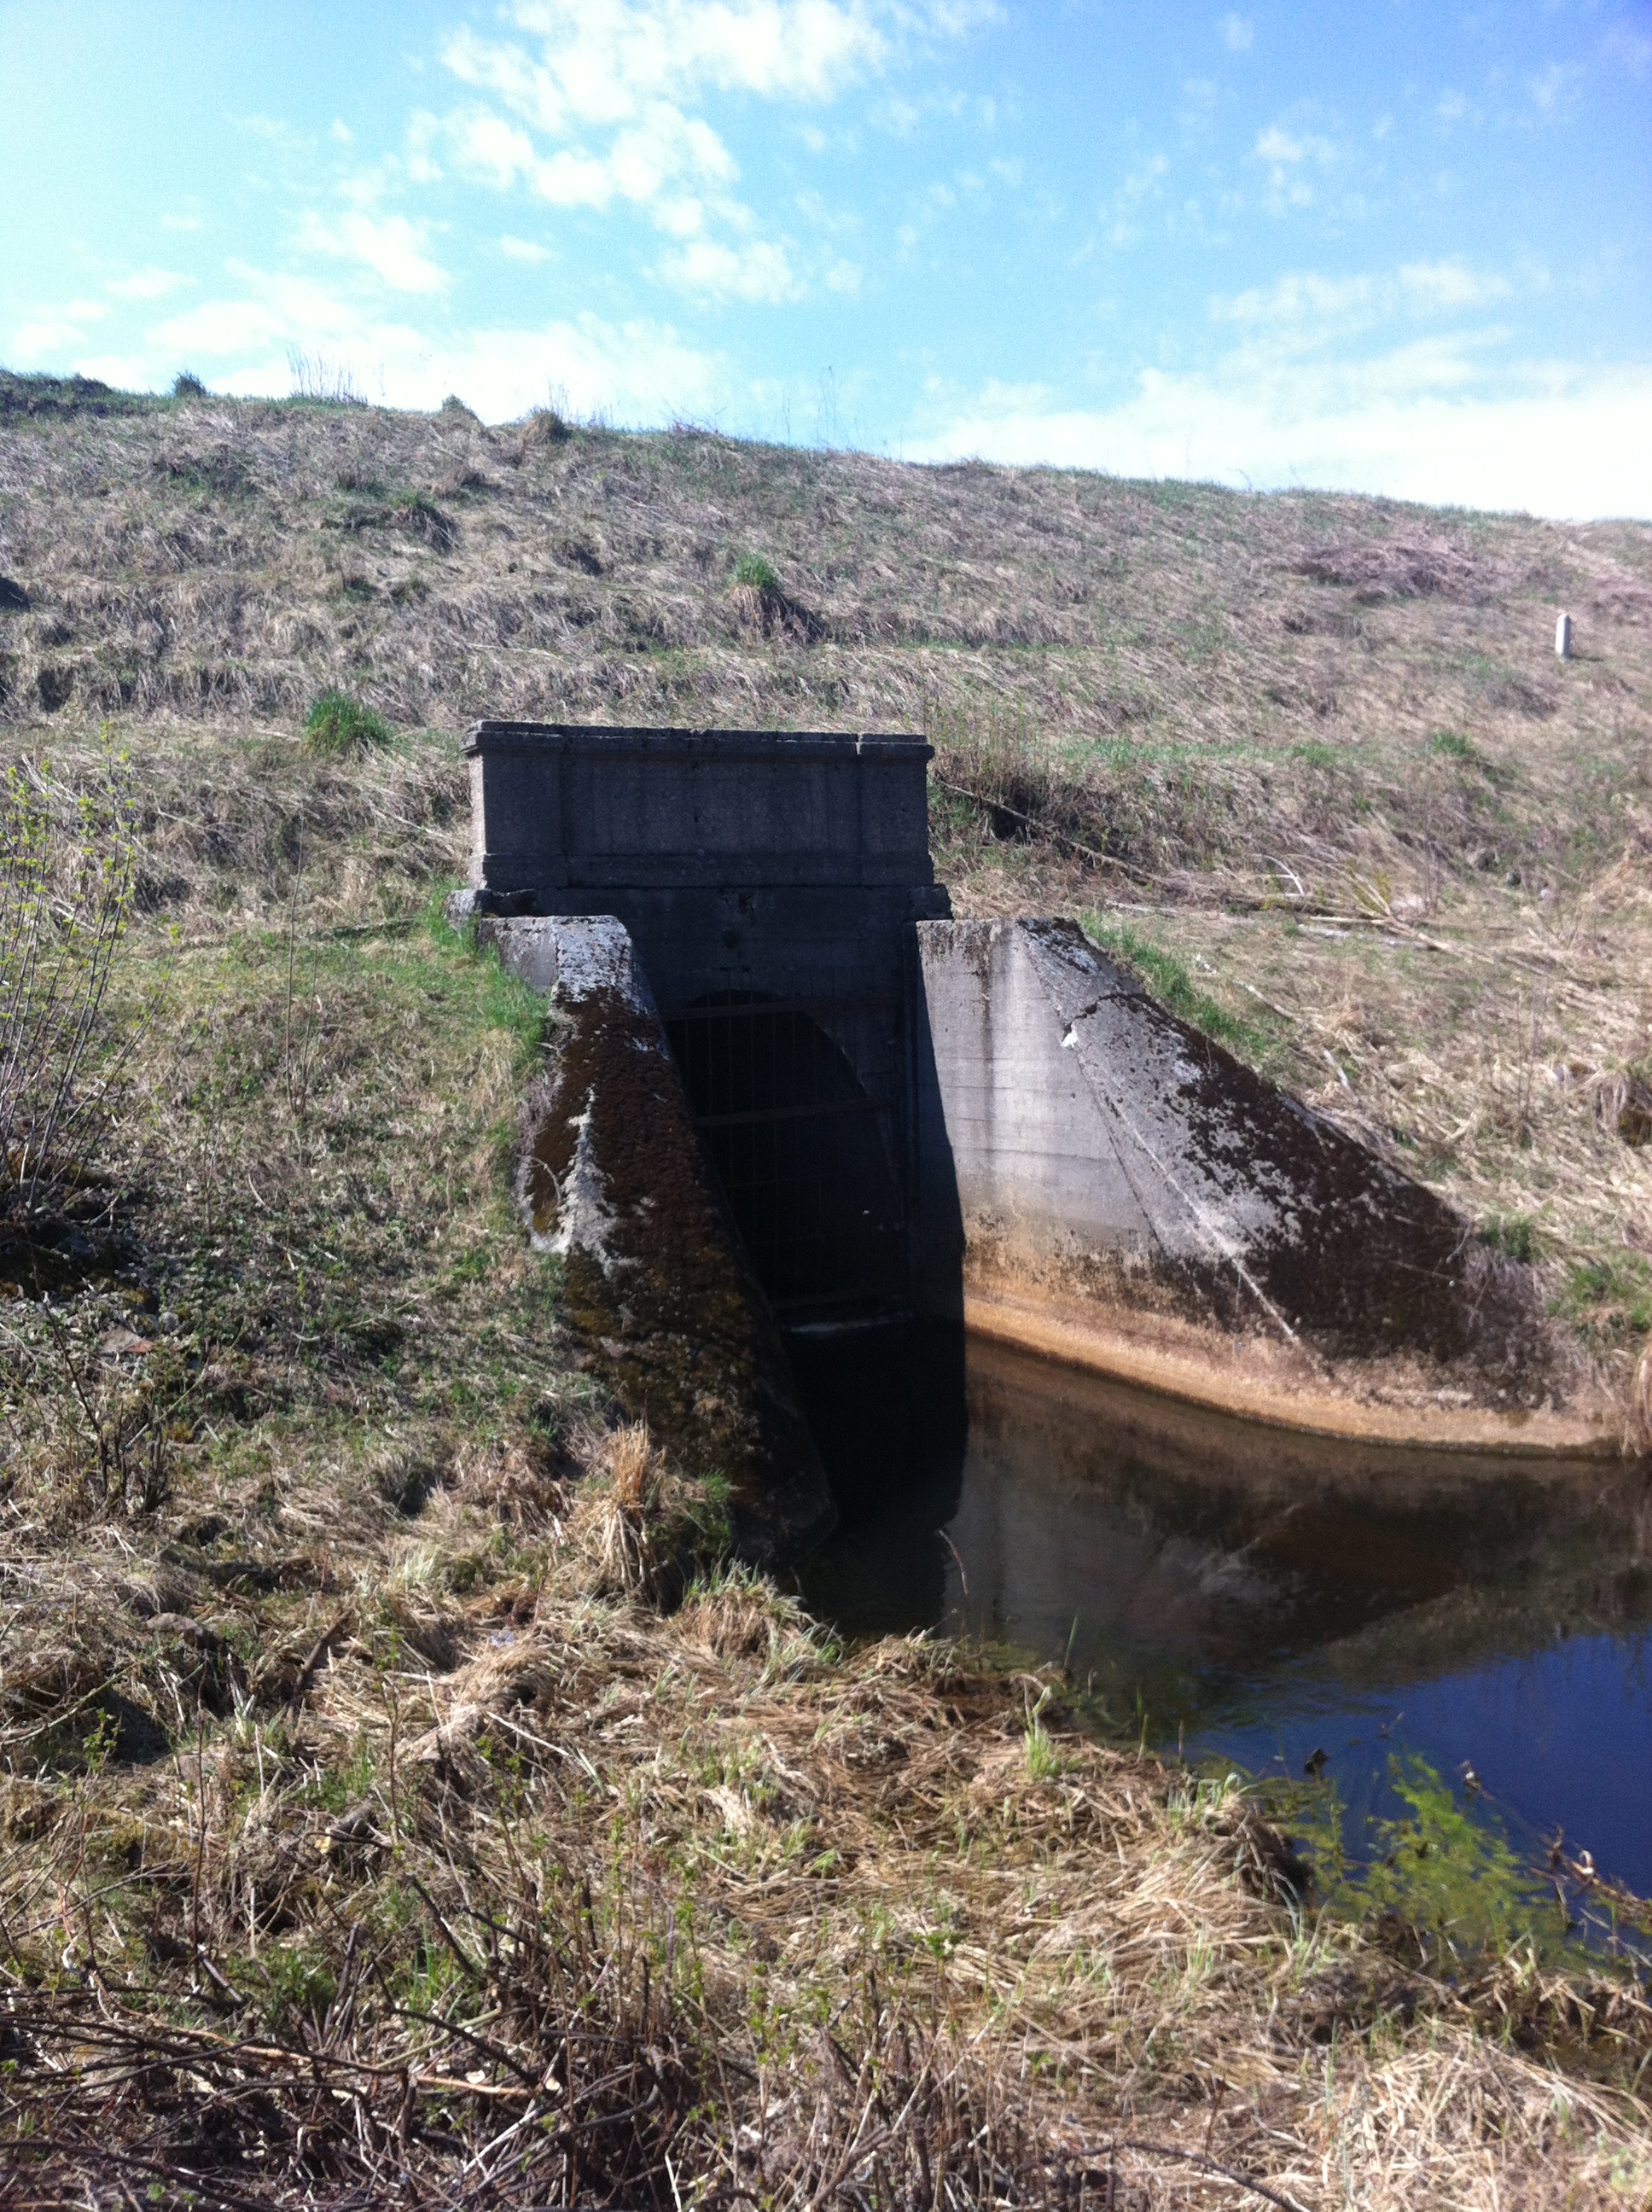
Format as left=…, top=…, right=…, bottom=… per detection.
left=3, top=1452, right=1649, bottom=2209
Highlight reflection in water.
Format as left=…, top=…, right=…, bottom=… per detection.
left=794, top=1324, right=1652, bottom=1895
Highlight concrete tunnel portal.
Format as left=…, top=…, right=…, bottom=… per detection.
left=457, top=719, right=945, bottom=1332
left=452, top=718, right=1606, bottom=1557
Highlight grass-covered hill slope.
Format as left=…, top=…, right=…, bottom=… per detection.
left=3, top=367, right=1649, bottom=1417
left=0, top=370, right=1649, bottom=2203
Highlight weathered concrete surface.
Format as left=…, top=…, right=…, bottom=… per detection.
left=458, top=724, right=950, bottom=1324
left=478, top=913, right=836, bottom=1563
left=462, top=721, right=944, bottom=905
left=912, top=917, right=1598, bottom=1457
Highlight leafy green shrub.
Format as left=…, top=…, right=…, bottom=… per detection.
left=303, top=690, right=393, bottom=760
left=171, top=370, right=207, bottom=400
left=733, top=551, right=779, bottom=593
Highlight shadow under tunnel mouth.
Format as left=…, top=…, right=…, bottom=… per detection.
left=664, top=991, right=910, bottom=1323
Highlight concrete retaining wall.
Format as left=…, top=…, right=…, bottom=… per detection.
left=911, top=918, right=1555, bottom=1432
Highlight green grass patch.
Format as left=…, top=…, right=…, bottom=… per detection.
left=422, top=881, right=546, bottom=1066
left=1291, top=740, right=1338, bottom=771
left=303, top=688, right=394, bottom=760
left=1553, top=1250, right=1652, bottom=1350
left=1428, top=729, right=1477, bottom=761
left=1480, top=1212, right=1540, bottom=1264
left=733, top=551, right=779, bottom=592
left=1081, top=914, right=1276, bottom=1066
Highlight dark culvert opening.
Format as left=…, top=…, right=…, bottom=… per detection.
left=664, top=991, right=908, bottom=1322
left=664, top=988, right=963, bottom=1527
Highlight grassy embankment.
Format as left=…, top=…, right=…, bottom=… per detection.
left=2, top=368, right=1647, bottom=1419
left=0, top=372, right=1649, bottom=2204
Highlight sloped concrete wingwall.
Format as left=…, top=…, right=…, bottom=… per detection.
left=477, top=913, right=836, bottom=1564
left=912, top=917, right=1540, bottom=1389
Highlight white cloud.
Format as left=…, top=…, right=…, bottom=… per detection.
left=1221, top=13, right=1253, bottom=50
left=1436, top=90, right=1467, bottom=124
left=871, top=93, right=922, bottom=136
left=1528, top=61, right=1583, bottom=114
left=499, top=234, right=551, bottom=261
left=444, top=1, right=887, bottom=131
left=433, top=1, right=932, bottom=306
left=107, top=267, right=191, bottom=301
left=1253, top=119, right=1337, bottom=210
left=1604, top=24, right=1652, bottom=77
left=1214, top=259, right=1515, bottom=334
left=1398, top=259, right=1511, bottom=310
left=654, top=235, right=803, bottom=301
left=1101, top=150, right=1168, bottom=245
left=298, top=210, right=449, bottom=293
left=445, top=100, right=735, bottom=211
left=149, top=280, right=320, bottom=361
left=9, top=301, right=109, bottom=361
left=1215, top=271, right=1374, bottom=325
left=160, top=211, right=204, bottom=233
left=908, top=354, right=1652, bottom=521
left=330, top=118, right=354, bottom=145
left=1254, top=125, right=1332, bottom=166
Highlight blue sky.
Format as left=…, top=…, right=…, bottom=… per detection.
left=3, top=0, right=1649, bottom=515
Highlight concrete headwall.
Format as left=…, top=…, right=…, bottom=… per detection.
left=462, top=720, right=945, bottom=911
left=460, top=724, right=951, bottom=1324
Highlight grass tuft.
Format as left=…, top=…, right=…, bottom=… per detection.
left=1428, top=728, right=1477, bottom=760
left=1556, top=1250, right=1652, bottom=1349
left=1480, top=1212, right=1541, bottom=1263
left=302, top=688, right=394, bottom=759
left=733, top=550, right=779, bottom=593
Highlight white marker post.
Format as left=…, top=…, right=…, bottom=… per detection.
left=1556, top=612, right=1573, bottom=660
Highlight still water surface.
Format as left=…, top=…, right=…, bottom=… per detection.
left=793, top=1324, right=1652, bottom=1896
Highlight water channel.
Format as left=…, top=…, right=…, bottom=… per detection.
left=791, top=1323, right=1652, bottom=1903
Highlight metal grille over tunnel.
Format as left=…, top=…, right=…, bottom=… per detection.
left=664, top=992, right=908, bottom=1322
